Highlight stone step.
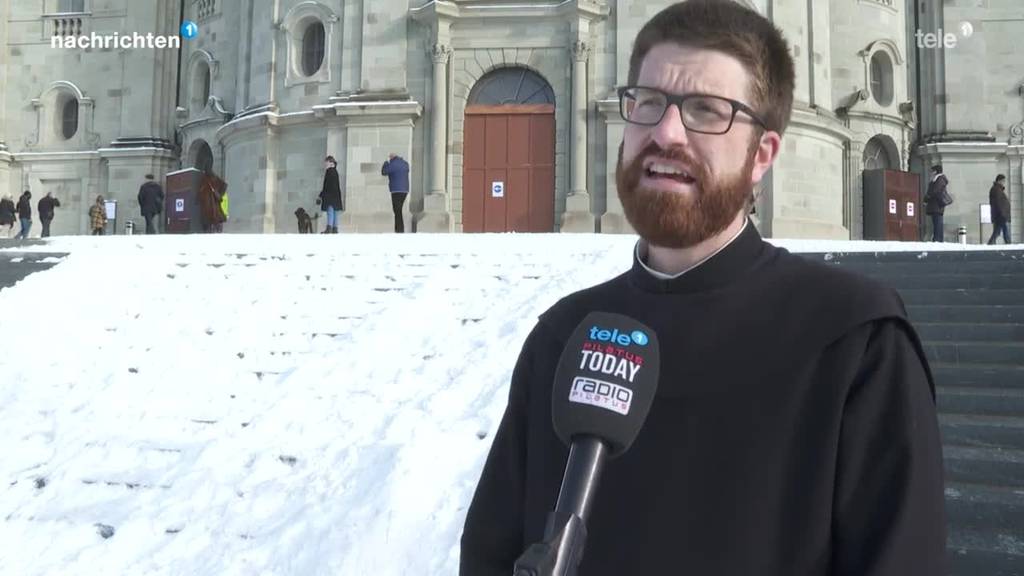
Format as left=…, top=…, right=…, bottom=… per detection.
left=908, top=305, right=1024, bottom=324
left=938, top=387, right=1024, bottom=418
left=932, top=364, right=1024, bottom=389
left=924, top=342, right=1024, bottom=366
left=940, top=414, right=1024, bottom=451
left=866, top=274, right=1024, bottom=290
left=948, top=531, right=1024, bottom=576
left=0, top=252, right=67, bottom=290
left=943, top=445, right=1024, bottom=488
left=916, top=322, right=1024, bottom=342
left=802, top=250, right=1024, bottom=264
left=900, top=289, right=1024, bottom=306
left=834, top=260, right=1024, bottom=276
left=946, top=482, right=1024, bottom=537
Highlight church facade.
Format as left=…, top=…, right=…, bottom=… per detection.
left=1, top=0, right=1021, bottom=241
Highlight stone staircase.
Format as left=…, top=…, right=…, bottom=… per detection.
left=0, top=248, right=66, bottom=290
left=803, top=249, right=1024, bottom=576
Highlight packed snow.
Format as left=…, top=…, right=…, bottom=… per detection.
left=1, top=232, right=1021, bottom=575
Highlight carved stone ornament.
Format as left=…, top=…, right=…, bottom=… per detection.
left=571, top=40, right=590, bottom=62
left=1011, top=123, right=1024, bottom=145
left=431, top=43, right=452, bottom=64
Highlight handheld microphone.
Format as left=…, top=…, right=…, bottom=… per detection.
left=513, top=311, right=661, bottom=576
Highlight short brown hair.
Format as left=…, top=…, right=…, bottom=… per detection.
left=628, top=0, right=795, bottom=135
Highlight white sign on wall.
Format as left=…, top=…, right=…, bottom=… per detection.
left=906, top=202, right=915, bottom=217
left=888, top=199, right=897, bottom=215
left=104, top=200, right=117, bottom=220
left=175, top=198, right=185, bottom=213
left=491, top=181, right=505, bottom=198
left=980, top=204, right=992, bottom=224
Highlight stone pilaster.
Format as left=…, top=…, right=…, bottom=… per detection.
left=561, top=39, right=593, bottom=232
left=419, top=42, right=452, bottom=232
left=846, top=140, right=865, bottom=239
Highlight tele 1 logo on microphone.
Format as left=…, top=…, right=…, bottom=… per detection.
left=589, top=326, right=649, bottom=347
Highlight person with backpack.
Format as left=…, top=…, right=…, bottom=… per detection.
left=923, top=164, right=951, bottom=242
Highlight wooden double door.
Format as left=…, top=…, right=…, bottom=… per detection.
left=863, top=169, right=921, bottom=241
left=462, top=104, right=555, bottom=232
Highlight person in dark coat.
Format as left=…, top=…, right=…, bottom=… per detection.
left=14, top=191, right=32, bottom=239
left=923, top=164, right=950, bottom=242
left=460, top=2, right=947, bottom=575
left=381, top=153, right=410, bottom=233
left=37, top=192, right=61, bottom=238
left=0, top=195, right=17, bottom=238
left=138, top=174, right=165, bottom=234
left=988, top=174, right=1011, bottom=244
left=318, top=155, right=343, bottom=234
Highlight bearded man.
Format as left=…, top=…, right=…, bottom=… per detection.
left=458, top=1, right=947, bottom=575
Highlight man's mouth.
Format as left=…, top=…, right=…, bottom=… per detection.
left=644, top=162, right=697, bottom=185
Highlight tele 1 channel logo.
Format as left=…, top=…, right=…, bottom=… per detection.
left=588, top=326, right=649, bottom=347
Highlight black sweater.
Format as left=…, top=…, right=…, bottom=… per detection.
left=460, top=221, right=947, bottom=576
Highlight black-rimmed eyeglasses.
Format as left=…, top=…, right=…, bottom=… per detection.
left=618, top=86, right=769, bottom=135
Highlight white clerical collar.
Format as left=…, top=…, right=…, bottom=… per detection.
left=635, top=218, right=749, bottom=280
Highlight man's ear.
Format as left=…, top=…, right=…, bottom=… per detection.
left=750, top=131, right=782, bottom=186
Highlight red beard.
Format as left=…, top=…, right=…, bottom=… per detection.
left=615, top=139, right=757, bottom=248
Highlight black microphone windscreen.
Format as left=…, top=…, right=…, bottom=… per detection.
left=551, top=311, right=660, bottom=458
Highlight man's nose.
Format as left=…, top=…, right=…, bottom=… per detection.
left=649, top=104, right=690, bottom=150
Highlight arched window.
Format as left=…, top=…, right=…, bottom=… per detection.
left=61, top=98, right=79, bottom=139
left=302, top=22, right=326, bottom=77
left=193, top=141, right=214, bottom=174
left=200, top=67, right=211, bottom=106
left=869, top=52, right=893, bottom=107
left=191, top=59, right=212, bottom=113
left=863, top=135, right=899, bottom=171
left=469, top=67, right=555, bottom=105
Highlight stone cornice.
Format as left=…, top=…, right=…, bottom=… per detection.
left=11, top=150, right=100, bottom=161
left=217, top=99, right=423, bottom=144
left=411, top=0, right=608, bottom=23
left=312, top=100, right=423, bottom=123
left=98, top=147, right=178, bottom=160
left=217, top=110, right=309, bottom=145
left=842, top=109, right=911, bottom=132
left=774, top=104, right=853, bottom=143
left=595, top=98, right=622, bottom=122
left=917, top=141, right=1011, bottom=155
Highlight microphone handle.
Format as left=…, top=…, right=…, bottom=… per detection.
left=552, top=436, right=608, bottom=526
